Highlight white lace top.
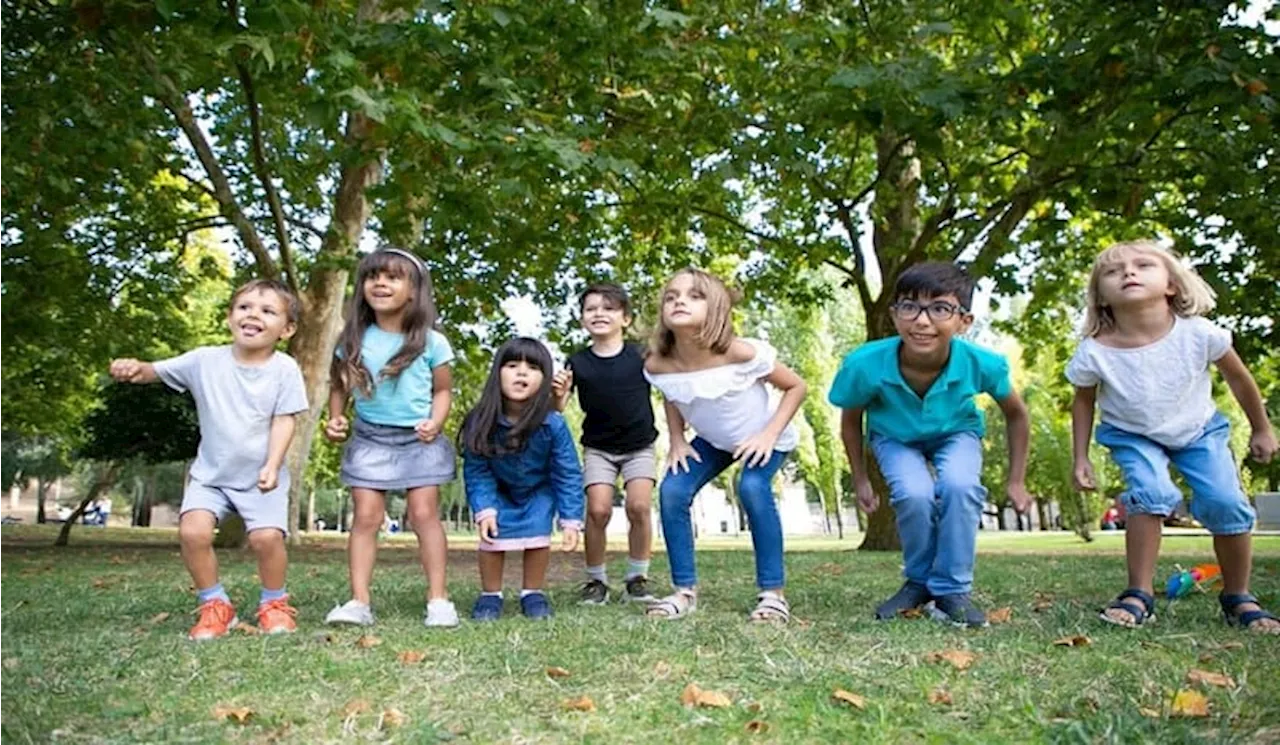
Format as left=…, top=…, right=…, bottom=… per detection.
left=644, top=338, right=799, bottom=453
left=1065, top=316, right=1231, bottom=449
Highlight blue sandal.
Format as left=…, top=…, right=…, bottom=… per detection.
left=1220, top=593, right=1280, bottom=632
left=1099, top=588, right=1156, bottom=628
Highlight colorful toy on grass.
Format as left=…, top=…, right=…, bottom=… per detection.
left=1164, top=563, right=1221, bottom=600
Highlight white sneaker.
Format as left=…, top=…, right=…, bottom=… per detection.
left=325, top=599, right=375, bottom=626
left=424, top=599, right=460, bottom=628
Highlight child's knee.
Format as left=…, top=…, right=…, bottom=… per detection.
left=178, top=519, right=214, bottom=548
left=407, top=503, right=440, bottom=529
left=659, top=479, right=695, bottom=510
left=1192, top=491, right=1256, bottom=535
left=247, top=528, right=285, bottom=552
left=587, top=501, right=613, bottom=525
left=736, top=474, right=773, bottom=507
left=625, top=499, right=651, bottom=524
left=936, top=473, right=985, bottom=505
left=350, top=508, right=384, bottom=534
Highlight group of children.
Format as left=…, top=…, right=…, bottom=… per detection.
left=109, top=240, right=1280, bottom=640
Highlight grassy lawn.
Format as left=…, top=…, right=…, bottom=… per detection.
left=3, top=527, right=1278, bottom=743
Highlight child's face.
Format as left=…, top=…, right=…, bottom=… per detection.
left=1096, top=250, right=1174, bottom=310
left=500, top=359, right=545, bottom=406
left=580, top=293, right=629, bottom=339
left=227, top=289, right=296, bottom=351
left=363, top=269, right=414, bottom=317
left=661, top=274, right=708, bottom=332
left=890, top=292, right=972, bottom=357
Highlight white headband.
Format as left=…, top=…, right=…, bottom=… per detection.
left=379, top=247, right=424, bottom=275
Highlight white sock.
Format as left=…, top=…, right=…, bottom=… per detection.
left=482, top=591, right=502, bottom=598
left=585, top=564, right=607, bottom=583
left=625, top=559, right=650, bottom=580
left=520, top=589, right=544, bottom=598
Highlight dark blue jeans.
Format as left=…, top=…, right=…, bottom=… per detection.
left=659, top=437, right=788, bottom=590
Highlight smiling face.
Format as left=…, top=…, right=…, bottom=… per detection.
left=580, top=292, right=629, bottom=340
left=500, top=358, right=545, bottom=407
left=227, top=288, right=296, bottom=352
left=891, top=292, right=972, bottom=358
left=1094, top=246, right=1175, bottom=311
left=362, top=267, right=415, bottom=318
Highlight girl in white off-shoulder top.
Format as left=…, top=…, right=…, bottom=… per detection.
left=642, top=268, right=807, bottom=623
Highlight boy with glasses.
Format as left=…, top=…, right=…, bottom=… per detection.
left=828, top=263, right=1031, bottom=627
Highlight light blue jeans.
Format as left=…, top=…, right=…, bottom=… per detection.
left=870, top=432, right=986, bottom=596
left=1096, top=412, right=1254, bottom=535
left=659, top=437, right=788, bottom=590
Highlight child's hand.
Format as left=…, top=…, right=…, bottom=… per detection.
left=667, top=440, right=702, bottom=474
left=415, top=418, right=441, bottom=443
left=561, top=526, right=580, bottom=552
left=258, top=466, right=279, bottom=492
left=1249, top=428, right=1279, bottom=463
left=477, top=515, right=498, bottom=542
left=109, top=358, right=144, bottom=383
left=854, top=476, right=879, bottom=514
left=734, top=430, right=779, bottom=468
left=552, top=369, right=573, bottom=399
left=325, top=414, right=349, bottom=442
left=1073, top=459, right=1096, bottom=491
left=1007, top=481, right=1033, bottom=513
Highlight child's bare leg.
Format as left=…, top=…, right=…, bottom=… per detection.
left=523, top=547, right=551, bottom=590
left=479, top=550, right=505, bottom=592
left=248, top=528, right=287, bottom=591
left=347, top=488, right=386, bottom=604
left=179, top=510, right=220, bottom=590
left=406, top=486, right=448, bottom=601
left=584, top=484, right=614, bottom=570
left=624, top=478, right=655, bottom=563
left=1104, top=513, right=1162, bottom=624
left=1215, top=533, right=1280, bottom=632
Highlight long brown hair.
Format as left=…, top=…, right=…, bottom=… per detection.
left=650, top=268, right=737, bottom=357
left=331, top=248, right=438, bottom=397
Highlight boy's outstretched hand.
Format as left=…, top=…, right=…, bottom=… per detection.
left=258, top=466, right=278, bottom=492
left=1249, top=428, right=1278, bottom=463
left=854, top=476, right=879, bottom=514
left=1007, top=481, right=1033, bottom=513
left=1073, top=459, right=1097, bottom=491
left=109, top=358, right=154, bottom=384
left=325, top=414, right=349, bottom=443
left=561, top=526, right=580, bottom=552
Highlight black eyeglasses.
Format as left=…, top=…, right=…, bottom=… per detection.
left=891, top=300, right=966, bottom=322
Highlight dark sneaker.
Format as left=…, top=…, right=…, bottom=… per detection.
left=875, top=581, right=931, bottom=620
left=579, top=579, right=610, bottom=606
left=930, top=593, right=988, bottom=628
left=471, top=595, right=504, bottom=622
left=521, top=592, right=552, bottom=620
left=623, top=576, right=656, bottom=603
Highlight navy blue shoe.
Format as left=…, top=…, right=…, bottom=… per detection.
left=471, top=594, right=504, bottom=622
left=520, top=592, right=552, bottom=620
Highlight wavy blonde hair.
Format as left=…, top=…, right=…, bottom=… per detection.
left=650, top=268, right=737, bottom=357
left=1083, top=239, right=1216, bottom=337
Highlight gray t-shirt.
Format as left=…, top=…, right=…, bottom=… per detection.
left=155, top=346, right=309, bottom=489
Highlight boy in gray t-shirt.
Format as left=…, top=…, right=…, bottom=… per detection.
left=110, top=279, right=309, bottom=640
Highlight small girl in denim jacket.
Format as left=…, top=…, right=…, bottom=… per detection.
left=459, top=337, right=584, bottom=621
left=1067, top=240, right=1278, bottom=633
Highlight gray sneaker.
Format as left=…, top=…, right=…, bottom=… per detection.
left=929, top=593, right=989, bottom=628
left=623, top=575, right=656, bottom=603
left=325, top=599, right=375, bottom=626
left=424, top=599, right=460, bottom=628
left=579, top=579, right=610, bottom=605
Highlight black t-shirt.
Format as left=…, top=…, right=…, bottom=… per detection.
left=568, top=343, right=658, bottom=454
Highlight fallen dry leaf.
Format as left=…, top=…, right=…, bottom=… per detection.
left=149, top=612, right=170, bottom=625
left=562, top=696, right=596, bottom=712
left=1186, top=669, right=1235, bottom=689
left=397, top=650, right=426, bottom=665
left=1216, top=641, right=1244, bottom=651
left=1198, top=653, right=1215, bottom=664
left=342, top=698, right=372, bottom=717
left=652, top=661, right=673, bottom=678
left=109, top=555, right=126, bottom=565
left=987, top=607, right=1013, bottom=625
left=745, top=701, right=764, bottom=714
left=235, top=623, right=261, bottom=635
left=213, top=706, right=254, bottom=724
left=545, top=666, right=571, bottom=679
left=926, top=650, right=978, bottom=670
left=1032, top=592, right=1054, bottom=612
left=354, top=634, right=382, bottom=649
left=898, top=607, right=925, bottom=619
left=380, top=708, right=406, bottom=729
left=1171, top=689, right=1210, bottom=718
left=680, top=683, right=731, bottom=708
left=745, top=720, right=769, bottom=734
left=1052, top=635, right=1092, bottom=648
left=1139, top=706, right=1162, bottom=718
left=832, top=689, right=867, bottom=710
left=928, top=687, right=953, bottom=706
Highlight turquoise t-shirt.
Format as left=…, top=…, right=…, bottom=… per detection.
left=351, top=326, right=455, bottom=427
left=827, top=337, right=1012, bottom=444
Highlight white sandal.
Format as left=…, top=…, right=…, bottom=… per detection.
left=646, top=589, right=697, bottom=620
left=749, top=591, right=790, bottom=624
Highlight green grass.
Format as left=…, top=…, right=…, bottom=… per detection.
left=3, top=527, right=1279, bottom=744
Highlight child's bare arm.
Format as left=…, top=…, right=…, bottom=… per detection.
left=1071, top=386, right=1098, bottom=490
left=108, top=358, right=158, bottom=384
left=416, top=365, right=453, bottom=442
left=258, top=414, right=298, bottom=491
left=734, top=361, right=807, bottom=466
left=551, top=369, right=573, bottom=412
left=839, top=408, right=878, bottom=514
left=1216, top=348, right=1279, bottom=462
left=997, top=391, right=1031, bottom=511
left=325, top=382, right=350, bottom=442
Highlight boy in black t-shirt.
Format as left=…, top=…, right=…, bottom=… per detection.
left=553, top=283, right=659, bottom=604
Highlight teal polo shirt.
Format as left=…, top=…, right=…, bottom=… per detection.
left=827, top=337, right=1012, bottom=444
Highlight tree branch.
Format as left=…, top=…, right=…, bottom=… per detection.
left=823, top=258, right=874, bottom=311
left=235, top=59, right=299, bottom=293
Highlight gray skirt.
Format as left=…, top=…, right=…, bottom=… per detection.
left=341, top=418, right=457, bottom=490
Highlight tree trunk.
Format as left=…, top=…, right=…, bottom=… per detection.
left=1037, top=499, right=1049, bottom=531
left=307, top=488, right=316, bottom=533
left=55, top=463, right=121, bottom=546
left=36, top=477, right=48, bottom=524
left=137, top=471, right=155, bottom=527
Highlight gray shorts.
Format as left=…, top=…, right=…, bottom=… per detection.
left=180, top=474, right=289, bottom=535
left=582, top=444, right=657, bottom=488
left=341, top=418, right=457, bottom=491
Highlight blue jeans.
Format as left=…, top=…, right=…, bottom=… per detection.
left=1096, top=413, right=1254, bottom=535
left=659, top=437, right=788, bottom=590
left=870, top=432, right=986, bottom=596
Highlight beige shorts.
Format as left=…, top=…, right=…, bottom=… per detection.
left=583, top=445, right=657, bottom=488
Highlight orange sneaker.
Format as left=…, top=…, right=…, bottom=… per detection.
left=257, top=597, right=298, bottom=635
left=189, top=598, right=238, bottom=641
